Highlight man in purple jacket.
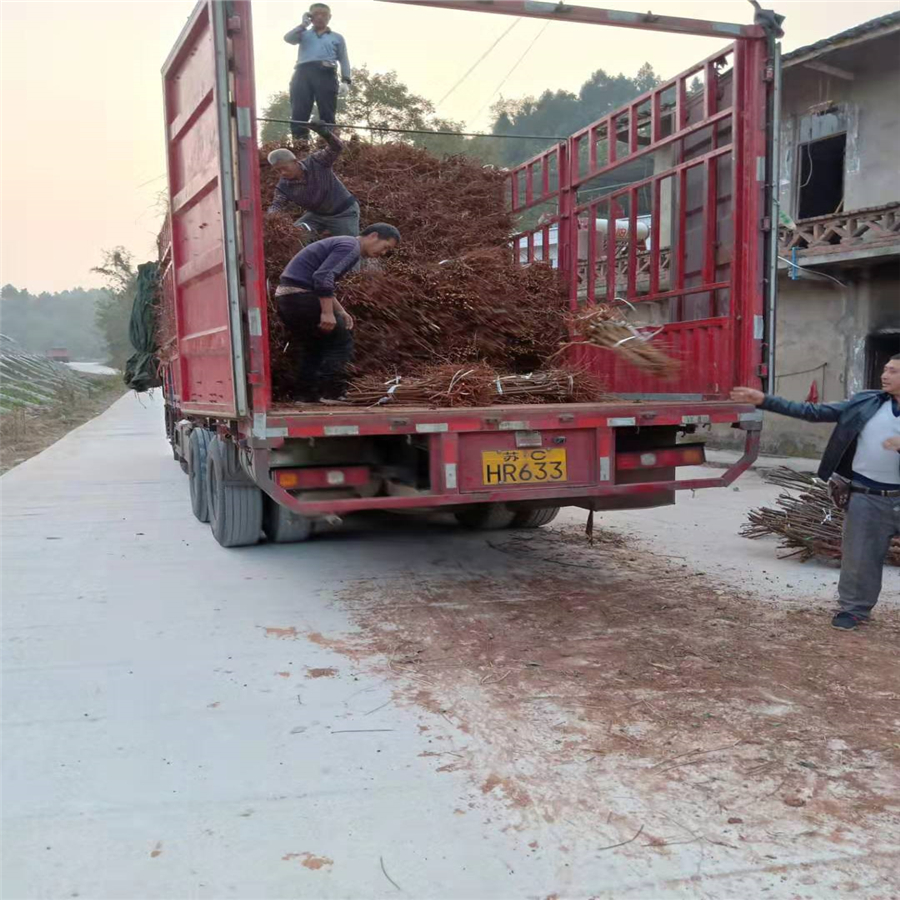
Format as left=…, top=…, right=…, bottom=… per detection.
left=267, top=122, right=359, bottom=238
left=275, top=224, right=401, bottom=402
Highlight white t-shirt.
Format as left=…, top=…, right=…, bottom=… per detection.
left=852, top=399, right=900, bottom=486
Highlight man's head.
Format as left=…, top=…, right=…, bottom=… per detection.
left=359, top=223, right=401, bottom=258
left=309, top=3, right=331, bottom=30
left=883, top=354, right=900, bottom=398
left=267, top=148, right=304, bottom=181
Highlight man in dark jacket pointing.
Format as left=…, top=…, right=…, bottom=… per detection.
left=732, top=354, right=900, bottom=631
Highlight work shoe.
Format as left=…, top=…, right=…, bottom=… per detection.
left=831, top=612, right=866, bottom=631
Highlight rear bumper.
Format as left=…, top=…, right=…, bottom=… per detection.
left=246, top=402, right=761, bottom=518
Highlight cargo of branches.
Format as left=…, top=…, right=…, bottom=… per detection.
left=158, top=0, right=781, bottom=547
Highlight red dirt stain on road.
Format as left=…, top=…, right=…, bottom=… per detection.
left=282, top=852, right=333, bottom=870
left=276, top=671, right=291, bottom=678
left=150, top=842, right=163, bottom=858
left=265, top=627, right=299, bottom=640
left=207, top=702, right=220, bottom=709
left=306, top=668, right=338, bottom=679
left=481, top=773, right=533, bottom=809
left=481, top=774, right=502, bottom=794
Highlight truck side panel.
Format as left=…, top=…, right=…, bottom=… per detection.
left=162, top=0, right=246, bottom=417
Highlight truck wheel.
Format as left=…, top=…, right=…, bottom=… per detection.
left=263, top=497, right=313, bottom=544
left=512, top=507, right=560, bottom=528
left=188, top=428, right=212, bottom=523
left=205, top=438, right=263, bottom=548
left=455, top=504, right=516, bottom=530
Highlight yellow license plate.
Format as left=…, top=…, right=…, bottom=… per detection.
left=482, top=448, right=568, bottom=486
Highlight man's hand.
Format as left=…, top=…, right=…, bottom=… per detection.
left=307, top=119, right=327, bottom=136
left=319, top=310, right=337, bottom=333
left=338, top=81, right=350, bottom=99
left=342, top=311, right=354, bottom=331
left=883, top=435, right=900, bottom=452
left=730, top=387, right=765, bottom=405
left=301, top=11, right=312, bottom=27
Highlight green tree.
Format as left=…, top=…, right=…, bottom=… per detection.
left=487, top=63, right=661, bottom=168
left=92, top=248, right=137, bottom=370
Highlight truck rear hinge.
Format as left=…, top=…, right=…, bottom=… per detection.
left=763, top=64, right=775, bottom=83
left=761, top=216, right=772, bottom=232
left=757, top=363, right=769, bottom=378
left=227, top=15, right=242, bottom=34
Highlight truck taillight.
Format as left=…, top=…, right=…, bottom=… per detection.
left=616, top=445, right=706, bottom=470
left=274, top=466, right=370, bottom=489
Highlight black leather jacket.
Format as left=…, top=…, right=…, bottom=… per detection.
left=760, top=390, right=899, bottom=482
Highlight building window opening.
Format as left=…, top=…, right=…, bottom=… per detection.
left=797, top=133, right=846, bottom=221
left=866, top=333, right=900, bottom=390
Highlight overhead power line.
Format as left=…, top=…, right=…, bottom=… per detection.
left=474, top=20, right=551, bottom=122
left=437, top=19, right=521, bottom=107
left=257, top=117, right=566, bottom=141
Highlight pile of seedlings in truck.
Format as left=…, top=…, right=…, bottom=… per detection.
left=260, top=139, right=570, bottom=402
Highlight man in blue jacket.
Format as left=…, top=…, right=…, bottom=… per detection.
left=275, top=224, right=400, bottom=403
left=284, top=3, right=351, bottom=141
left=732, top=354, right=900, bottom=630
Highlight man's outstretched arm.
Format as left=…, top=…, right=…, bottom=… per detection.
left=730, top=387, right=851, bottom=423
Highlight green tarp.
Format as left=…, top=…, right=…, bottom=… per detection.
left=124, top=261, right=162, bottom=392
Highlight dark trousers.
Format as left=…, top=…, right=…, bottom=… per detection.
left=289, top=63, right=337, bottom=138
left=837, top=491, right=900, bottom=618
left=276, top=293, right=353, bottom=400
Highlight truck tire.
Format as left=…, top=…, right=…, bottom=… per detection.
left=189, top=428, right=212, bottom=523
left=263, top=497, right=313, bottom=544
left=455, top=504, right=516, bottom=530
left=205, top=438, right=263, bottom=548
left=512, top=507, right=560, bottom=528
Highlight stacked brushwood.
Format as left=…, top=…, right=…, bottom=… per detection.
left=742, top=467, right=900, bottom=565
left=260, top=139, right=570, bottom=400
left=345, top=363, right=613, bottom=408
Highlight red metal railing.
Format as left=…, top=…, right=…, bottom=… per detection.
left=509, top=39, right=768, bottom=398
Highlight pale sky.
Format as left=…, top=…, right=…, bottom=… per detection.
left=1, top=0, right=898, bottom=293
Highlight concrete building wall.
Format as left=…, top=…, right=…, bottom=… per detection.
left=779, top=34, right=900, bottom=219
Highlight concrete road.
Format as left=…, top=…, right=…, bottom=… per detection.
left=65, top=362, right=119, bottom=376
left=3, top=394, right=898, bottom=900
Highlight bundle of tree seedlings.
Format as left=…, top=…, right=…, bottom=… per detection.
left=742, top=467, right=900, bottom=565
left=553, top=303, right=681, bottom=377
left=344, top=363, right=613, bottom=408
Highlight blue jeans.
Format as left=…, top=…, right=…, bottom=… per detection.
left=837, top=491, right=900, bottom=618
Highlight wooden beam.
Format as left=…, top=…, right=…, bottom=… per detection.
left=803, top=60, right=855, bottom=81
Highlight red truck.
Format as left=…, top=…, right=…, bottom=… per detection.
left=158, top=0, right=780, bottom=547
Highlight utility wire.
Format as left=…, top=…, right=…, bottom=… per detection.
left=778, top=255, right=847, bottom=287
left=474, top=20, right=551, bottom=122
left=437, top=19, right=521, bottom=106
left=257, top=117, right=566, bottom=141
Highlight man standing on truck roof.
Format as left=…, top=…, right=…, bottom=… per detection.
left=267, top=122, right=359, bottom=238
left=732, top=353, right=900, bottom=632
left=275, top=224, right=401, bottom=403
left=283, top=3, right=351, bottom=142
